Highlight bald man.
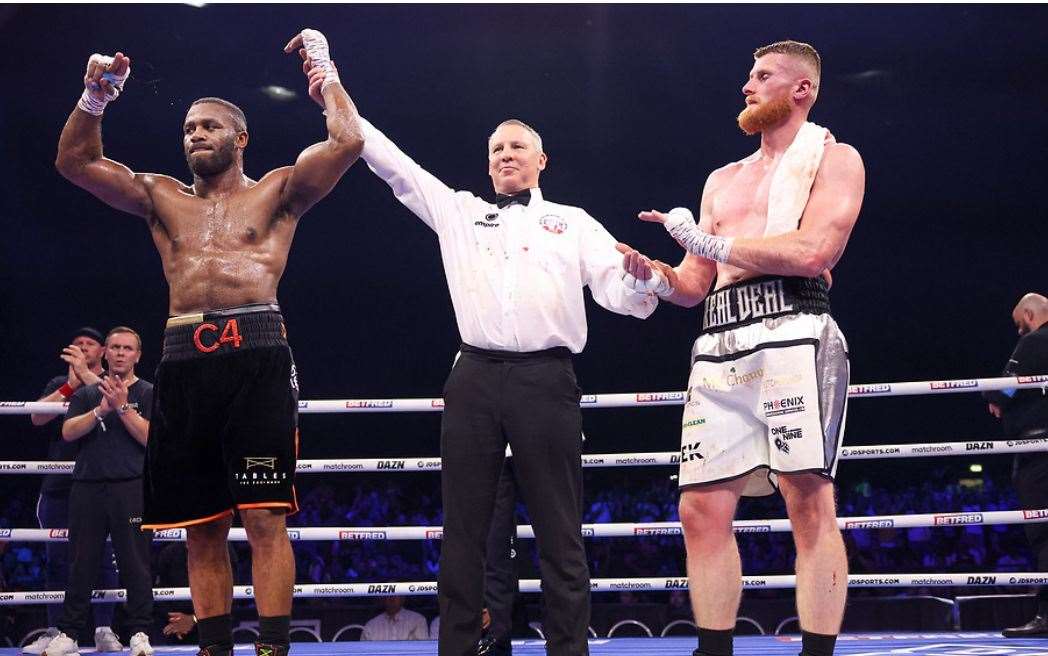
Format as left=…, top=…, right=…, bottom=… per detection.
left=985, top=293, right=1048, bottom=637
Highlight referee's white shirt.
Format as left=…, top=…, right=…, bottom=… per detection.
left=359, top=117, right=657, bottom=354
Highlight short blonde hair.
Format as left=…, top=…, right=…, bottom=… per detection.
left=106, top=326, right=142, bottom=351
left=754, top=40, right=821, bottom=98
left=489, top=119, right=544, bottom=154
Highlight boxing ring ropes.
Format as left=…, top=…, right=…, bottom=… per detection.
left=2, top=374, right=1048, bottom=654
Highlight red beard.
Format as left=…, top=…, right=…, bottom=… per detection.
left=736, top=94, right=793, bottom=135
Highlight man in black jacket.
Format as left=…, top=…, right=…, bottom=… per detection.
left=985, top=293, right=1048, bottom=637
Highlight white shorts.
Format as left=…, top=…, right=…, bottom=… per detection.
left=678, top=312, right=850, bottom=497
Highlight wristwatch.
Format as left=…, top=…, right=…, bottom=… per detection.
left=117, top=403, right=130, bottom=416
left=91, top=407, right=108, bottom=432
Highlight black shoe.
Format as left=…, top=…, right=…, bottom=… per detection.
left=476, top=631, right=511, bottom=656
left=196, top=646, right=233, bottom=656
left=255, top=643, right=289, bottom=656
left=1003, top=614, right=1048, bottom=638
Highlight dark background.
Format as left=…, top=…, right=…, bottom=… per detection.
left=1, top=4, right=1046, bottom=486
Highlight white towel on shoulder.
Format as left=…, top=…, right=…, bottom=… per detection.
left=764, top=121, right=834, bottom=237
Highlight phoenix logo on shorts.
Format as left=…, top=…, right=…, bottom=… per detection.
left=289, top=363, right=299, bottom=391
left=763, top=396, right=805, bottom=417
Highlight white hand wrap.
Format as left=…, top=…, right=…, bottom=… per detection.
left=301, top=28, right=340, bottom=91
left=663, top=207, right=734, bottom=264
left=622, top=269, right=674, bottom=298
left=78, top=54, right=130, bottom=116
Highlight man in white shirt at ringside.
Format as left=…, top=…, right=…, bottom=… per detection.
left=361, top=596, right=429, bottom=642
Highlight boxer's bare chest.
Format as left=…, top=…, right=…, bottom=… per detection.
left=711, top=157, right=782, bottom=239
left=146, top=177, right=296, bottom=314
left=710, top=156, right=784, bottom=287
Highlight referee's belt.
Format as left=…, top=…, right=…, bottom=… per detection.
left=700, top=275, right=831, bottom=334
left=460, top=343, right=572, bottom=361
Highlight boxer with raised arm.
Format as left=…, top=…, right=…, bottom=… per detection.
left=55, top=29, right=363, bottom=656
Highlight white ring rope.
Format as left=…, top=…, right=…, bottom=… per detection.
left=2, top=375, right=1045, bottom=415
left=1, top=573, right=1044, bottom=606
left=2, top=377, right=1043, bottom=605
left=8, top=509, right=1047, bottom=543
left=0, top=436, right=1043, bottom=476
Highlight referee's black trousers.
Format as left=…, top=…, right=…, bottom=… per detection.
left=438, top=345, right=590, bottom=656
left=484, top=457, right=520, bottom=644
left=58, top=479, right=154, bottom=642
left=1014, top=446, right=1048, bottom=604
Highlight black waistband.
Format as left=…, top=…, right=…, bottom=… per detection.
left=165, top=303, right=281, bottom=327
left=460, top=343, right=572, bottom=361
left=700, top=275, right=831, bottom=333
left=163, top=305, right=287, bottom=362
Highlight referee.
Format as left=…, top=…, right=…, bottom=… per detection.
left=354, top=111, right=664, bottom=656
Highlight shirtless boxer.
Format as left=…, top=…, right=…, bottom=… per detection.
left=55, top=29, right=363, bottom=656
left=621, top=41, right=865, bottom=656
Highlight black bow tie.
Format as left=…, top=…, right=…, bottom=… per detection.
left=495, top=191, right=532, bottom=209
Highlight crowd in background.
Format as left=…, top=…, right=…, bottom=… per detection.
left=0, top=467, right=1034, bottom=596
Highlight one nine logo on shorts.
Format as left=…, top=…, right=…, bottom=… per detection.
left=770, top=425, right=803, bottom=441
left=771, top=424, right=803, bottom=454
